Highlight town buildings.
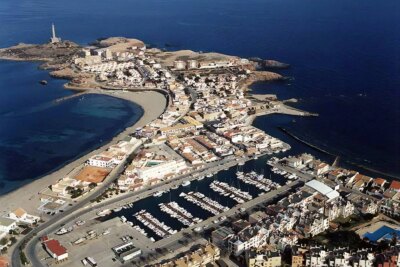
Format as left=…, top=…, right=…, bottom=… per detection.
left=7, top=208, right=39, bottom=225
left=40, top=236, right=68, bottom=261
left=154, top=243, right=220, bottom=267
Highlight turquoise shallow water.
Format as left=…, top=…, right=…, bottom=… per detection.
left=0, top=0, right=399, bottom=194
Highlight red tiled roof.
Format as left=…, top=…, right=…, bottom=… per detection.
left=390, top=180, right=400, bottom=190
left=0, top=256, right=8, bottom=267
left=374, top=178, right=387, bottom=186
left=44, top=239, right=67, bottom=256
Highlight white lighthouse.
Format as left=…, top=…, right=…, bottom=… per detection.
left=50, top=23, right=61, bottom=44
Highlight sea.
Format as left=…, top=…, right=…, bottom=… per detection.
left=0, top=0, right=399, bottom=197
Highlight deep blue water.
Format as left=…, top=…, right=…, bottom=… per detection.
left=0, top=0, right=399, bottom=194
left=0, top=60, right=143, bottom=194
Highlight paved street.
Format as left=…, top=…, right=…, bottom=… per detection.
left=12, top=152, right=253, bottom=267
left=14, top=154, right=318, bottom=267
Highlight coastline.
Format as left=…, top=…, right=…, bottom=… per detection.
left=280, top=127, right=400, bottom=181
left=0, top=47, right=305, bottom=216
left=0, top=89, right=167, bottom=216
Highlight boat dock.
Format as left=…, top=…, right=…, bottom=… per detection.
left=134, top=210, right=176, bottom=238
left=159, top=202, right=201, bottom=227
left=180, top=192, right=229, bottom=215
left=236, top=171, right=280, bottom=192
left=210, top=181, right=252, bottom=204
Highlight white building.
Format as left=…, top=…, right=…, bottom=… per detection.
left=0, top=217, right=17, bottom=233
left=51, top=177, right=81, bottom=196
left=305, top=180, right=340, bottom=201
left=112, top=242, right=141, bottom=263
left=308, top=217, right=330, bottom=237
left=136, top=159, right=186, bottom=181
left=187, top=60, right=199, bottom=69
left=42, top=238, right=68, bottom=261
left=173, top=60, right=186, bottom=70
left=88, top=155, right=114, bottom=168
left=8, top=208, right=39, bottom=225
left=228, top=226, right=268, bottom=256
left=286, top=157, right=302, bottom=168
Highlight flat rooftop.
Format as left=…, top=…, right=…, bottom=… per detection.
left=305, top=179, right=339, bottom=200
left=75, top=166, right=110, bottom=184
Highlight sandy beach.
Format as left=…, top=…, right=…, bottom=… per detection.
left=0, top=90, right=166, bottom=216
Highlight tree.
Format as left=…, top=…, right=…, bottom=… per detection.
left=0, top=238, right=7, bottom=246
left=20, top=251, right=30, bottom=265
left=10, top=236, right=17, bottom=245
left=89, top=182, right=97, bottom=189
left=390, top=232, right=398, bottom=246
left=9, top=229, right=18, bottom=235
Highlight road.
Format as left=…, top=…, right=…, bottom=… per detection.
left=150, top=180, right=302, bottom=250
left=11, top=152, right=132, bottom=267
left=14, top=154, right=319, bottom=267
left=11, top=151, right=254, bottom=266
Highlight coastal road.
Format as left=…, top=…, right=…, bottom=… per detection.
left=12, top=153, right=250, bottom=267
left=11, top=156, right=131, bottom=267
left=12, top=153, right=280, bottom=266
left=14, top=150, right=285, bottom=266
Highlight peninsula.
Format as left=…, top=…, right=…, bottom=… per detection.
left=1, top=26, right=397, bottom=267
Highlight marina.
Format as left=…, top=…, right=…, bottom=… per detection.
left=209, top=181, right=253, bottom=204
left=180, top=191, right=229, bottom=215
left=104, top=159, right=288, bottom=241
left=159, top=202, right=202, bottom=227
left=236, top=171, right=281, bottom=192
left=134, top=210, right=177, bottom=238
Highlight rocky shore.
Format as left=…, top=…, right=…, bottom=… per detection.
left=249, top=58, right=290, bottom=69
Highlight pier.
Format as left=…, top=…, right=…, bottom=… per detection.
left=151, top=180, right=303, bottom=250
left=159, top=202, right=201, bottom=227
left=210, top=181, right=252, bottom=204
left=180, top=192, right=229, bottom=215
left=236, top=171, right=280, bottom=192
left=134, top=210, right=176, bottom=238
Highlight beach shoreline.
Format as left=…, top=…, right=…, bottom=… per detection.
left=0, top=89, right=167, bottom=216
left=0, top=38, right=293, bottom=216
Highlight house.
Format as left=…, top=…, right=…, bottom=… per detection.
left=87, top=155, right=114, bottom=168
left=0, top=256, right=9, bottom=267
left=8, top=208, right=39, bottom=225
left=246, top=248, right=281, bottom=267
left=314, top=162, right=330, bottom=176
left=41, top=237, right=68, bottom=261
left=389, top=180, right=400, bottom=193
left=286, top=157, right=302, bottom=169
left=292, top=255, right=304, bottom=267
left=0, top=218, right=17, bottom=233
left=228, top=226, right=268, bottom=256
left=373, top=178, right=388, bottom=189
left=248, top=211, right=268, bottom=224
left=154, top=243, right=220, bottom=267
left=51, top=177, right=81, bottom=196
left=347, top=174, right=373, bottom=191
left=211, top=227, right=235, bottom=248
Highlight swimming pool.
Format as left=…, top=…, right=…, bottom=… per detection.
left=363, top=225, right=400, bottom=242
